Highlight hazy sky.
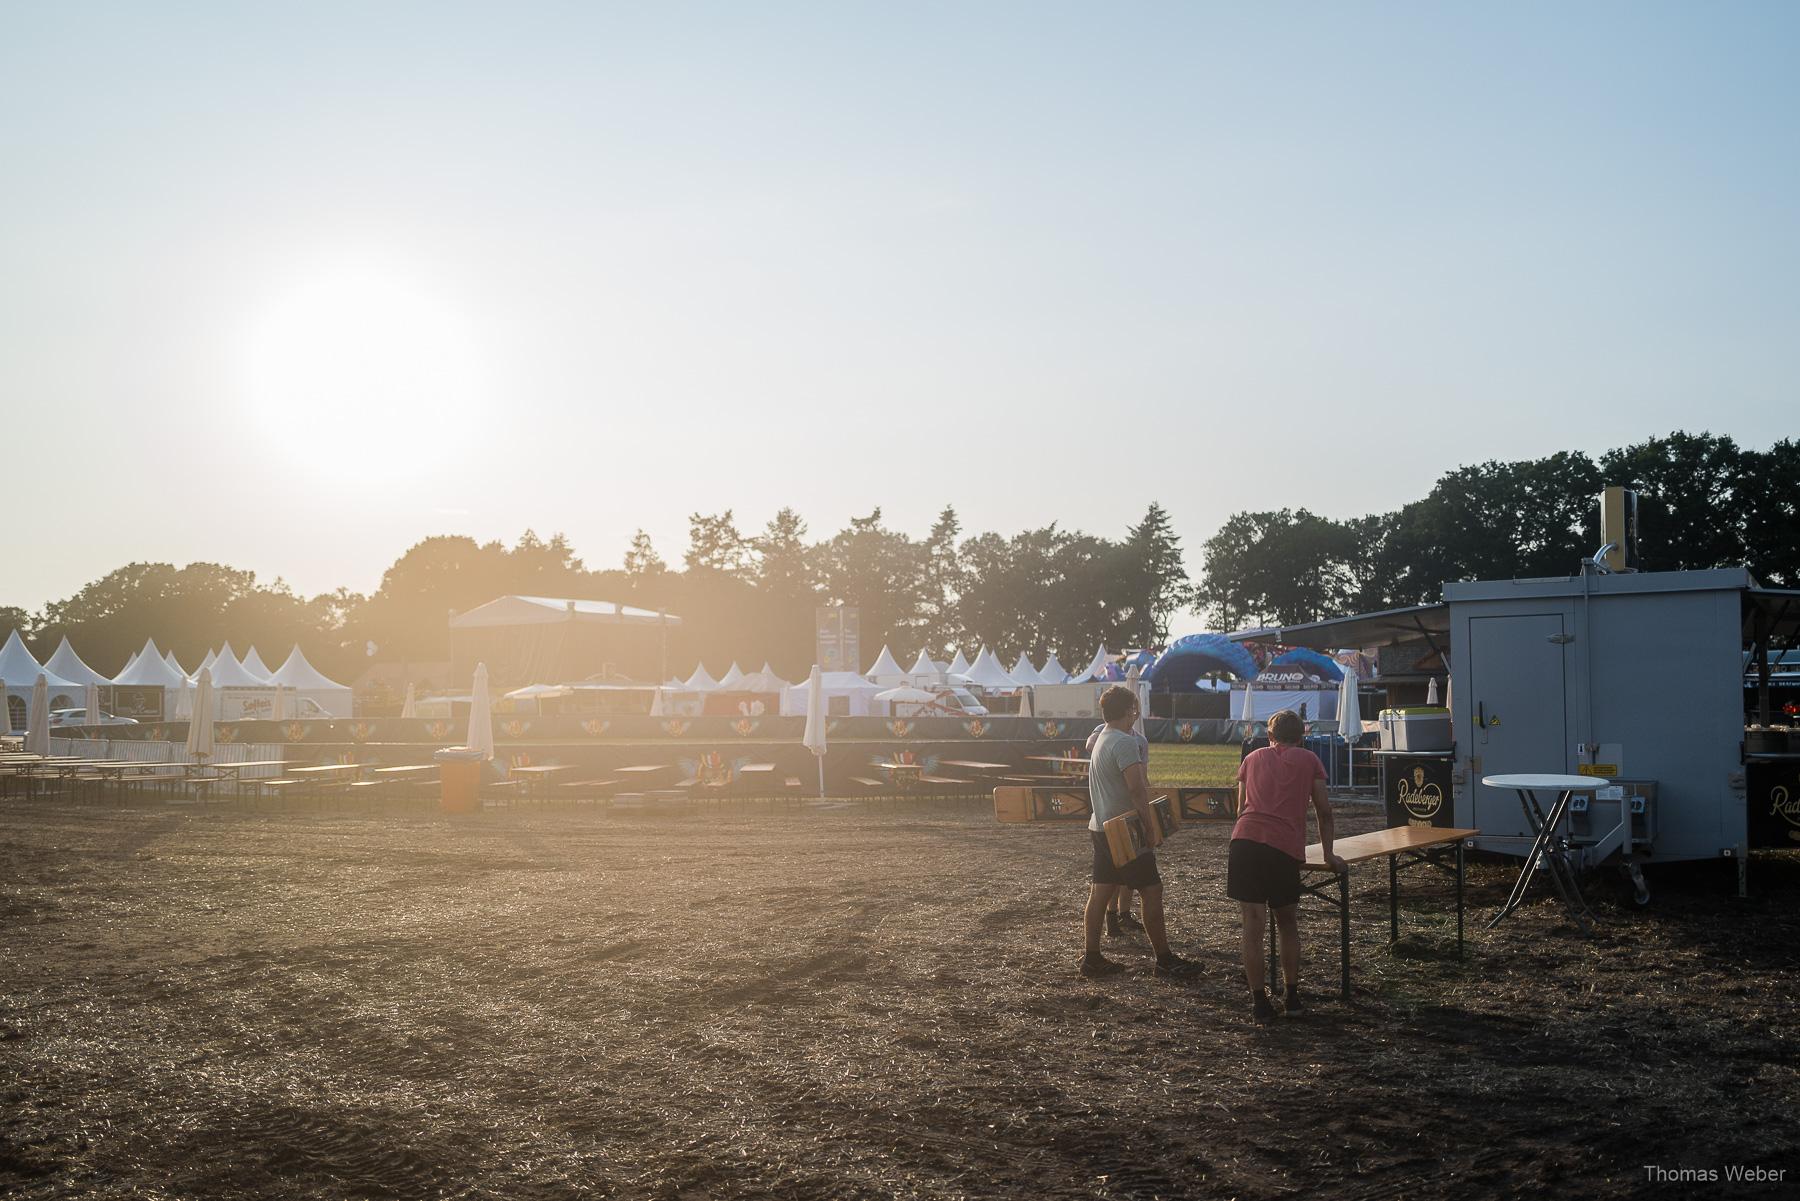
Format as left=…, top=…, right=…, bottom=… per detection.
left=3, top=2, right=1795, bottom=637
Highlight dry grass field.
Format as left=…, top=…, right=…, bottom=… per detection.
left=3, top=794, right=1796, bottom=1199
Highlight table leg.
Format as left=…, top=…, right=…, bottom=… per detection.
left=1456, top=841, right=1466, bottom=959
left=1389, top=853, right=1399, bottom=945
left=1490, top=788, right=1556, bottom=928
left=1338, top=870, right=1351, bottom=1002
left=1268, top=912, right=1278, bottom=991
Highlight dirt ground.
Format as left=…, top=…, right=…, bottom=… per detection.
left=3, top=795, right=1796, bottom=1200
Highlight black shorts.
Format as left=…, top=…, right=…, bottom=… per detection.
left=1091, top=830, right=1161, bottom=889
left=1227, top=838, right=1301, bottom=908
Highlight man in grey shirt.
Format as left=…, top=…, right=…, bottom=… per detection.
left=1079, top=685, right=1196, bottom=978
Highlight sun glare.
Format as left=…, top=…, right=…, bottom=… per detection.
left=241, top=257, right=487, bottom=478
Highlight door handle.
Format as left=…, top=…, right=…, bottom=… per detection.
left=1477, top=702, right=1486, bottom=729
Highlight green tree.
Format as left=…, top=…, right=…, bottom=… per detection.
left=622, top=530, right=666, bottom=579
left=684, top=511, right=749, bottom=577
left=1120, top=502, right=1193, bottom=644
left=1742, top=438, right=1800, bottom=588
left=1599, top=432, right=1747, bottom=571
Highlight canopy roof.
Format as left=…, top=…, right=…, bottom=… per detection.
left=864, top=645, right=906, bottom=679
left=46, top=637, right=112, bottom=686
left=112, top=637, right=187, bottom=687
left=450, top=595, right=681, bottom=629
left=1069, top=645, right=1111, bottom=683
left=163, top=650, right=187, bottom=677
left=716, top=662, right=746, bottom=689
left=207, top=643, right=273, bottom=688
left=734, top=669, right=789, bottom=693
left=1039, top=652, right=1069, bottom=684
left=906, top=649, right=937, bottom=677
left=242, top=647, right=275, bottom=680
left=1, top=631, right=80, bottom=691
left=960, top=647, right=1019, bottom=689
left=947, top=649, right=972, bottom=677
left=1009, top=653, right=1045, bottom=685
left=758, top=663, right=790, bottom=688
left=271, top=645, right=349, bottom=691
left=785, top=671, right=884, bottom=695
left=1232, top=603, right=1450, bottom=651
left=683, top=663, right=719, bottom=691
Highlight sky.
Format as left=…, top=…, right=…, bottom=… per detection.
left=2, top=1, right=1795, bottom=638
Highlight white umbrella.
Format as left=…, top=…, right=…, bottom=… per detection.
left=84, top=682, right=102, bottom=728
left=1426, top=676, right=1440, bottom=706
left=185, top=667, right=215, bottom=761
left=802, top=665, right=827, bottom=798
left=1017, top=685, right=1034, bottom=718
left=25, top=674, right=51, bottom=755
left=0, top=677, right=10, bottom=737
left=1337, top=666, right=1362, bottom=789
left=467, top=662, right=495, bottom=760
left=1239, top=676, right=1257, bottom=723
left=1126, top=665, right=1148, bottom=739
left=400, top=682, right=417, bottom=719
left=273, top=684, right=288, bottom=721
left=647, top=687, right=665, bottom=717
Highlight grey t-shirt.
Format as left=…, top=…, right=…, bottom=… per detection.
left=1086, top=726, right=1145, bottom=833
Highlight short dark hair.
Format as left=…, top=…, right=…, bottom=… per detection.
left=1268, top=710, right=1304, bottom=744
left=1100, top=685, right=1138, bottom=722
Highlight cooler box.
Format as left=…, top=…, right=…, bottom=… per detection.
left=434, top=747, right=486, bottom=814
left=1378, top=707, right=1451, bottom=752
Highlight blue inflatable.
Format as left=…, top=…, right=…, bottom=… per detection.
left=1268, top=647, right=1343, bottom=683
left=1146, top=634, right=1260, bottom=691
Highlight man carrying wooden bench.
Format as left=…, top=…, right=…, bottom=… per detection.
left=1079, top=686, right=1196, bottom=980
left=1231, top=709, right=1347, bottom=1023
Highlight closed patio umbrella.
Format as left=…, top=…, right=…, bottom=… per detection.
left=84, top=682, right=102, bottom=729
left=25, top=674, right=51, bottom=755
left=1239, top=676, right=1257, bottom=723
left=1426, top=676, right=1440, bottom=706
left=467, top=663, right=495, bottom=760
left=400, top=682, right=417, bottom=719
left=185, top=667, right=215, bottom=761
left=0, top=677, right=11, bottom=736
left=802, top=665, right=827, bottom=798
left=1337, top=666, right=1362, bottom=789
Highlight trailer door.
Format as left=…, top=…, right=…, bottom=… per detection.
left=1468, top=612, right=1570, bottom=846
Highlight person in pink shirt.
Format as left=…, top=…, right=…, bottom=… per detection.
left=1230, top=709, right=1345, bottom=1022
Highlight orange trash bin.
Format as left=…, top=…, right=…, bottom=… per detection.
left=435, top=747, right=485, bottom=814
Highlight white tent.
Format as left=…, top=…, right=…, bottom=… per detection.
left=203, top=643, right=278, bottom=719
left=1071, top=645, right=1111, bottom=684
left=684, top=663, right=719, bottom=691
left=947, top=649, right=972, bottom=678
left=864, top=645, right=907, bottom=683
left=163, top=650, right=187, bottom=678
left=1010, top=653, right=1046, bottom=686
left=717, top=662, right=747, bottom=690
left=960, top=647, right=1019, bottom=690
left=1039, top=652, right=1070, bottom=685
left=242, top=646, right=275, bottom=682
left=735, top=668, right=789, bottom=694
left=112, top=637, right=188, bottom=719
left=270, top=646, right=353, bottom=718
left=199, top=647, right=218, bottom=674
left=121, top=648, right=140, bottom=675
left=2, top=631, right=80, bottom=712
left=780, top=671, right=885, bottom=717
left=758, top=663, right=791, bottom=689
left=47, top=637, right=112, bottom=687
left=904, top=649, right=942, bottom=686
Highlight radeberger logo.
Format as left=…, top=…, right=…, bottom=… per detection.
left=581, top=718, right=610, bottom=737
left=1771, top=785, right=1800, bottom=842
left=1397, top=767, right=1443, bottom=822
left=733, top=718, right=760, bottom=737
left=1175, top=721, right=1198, bottom=743
left=887, top=719, right=913, bottom=738
left=963, top=719, right=987, bottom=738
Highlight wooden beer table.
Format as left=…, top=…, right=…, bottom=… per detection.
left=1288, top=825, right=1480, bottom=1002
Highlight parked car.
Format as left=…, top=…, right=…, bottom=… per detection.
left=930, top=687, right=990, bottom=717
left=47, top=708, right=139, bottom=728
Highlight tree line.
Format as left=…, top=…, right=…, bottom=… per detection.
left=2, top=431, right=1791, bottom=686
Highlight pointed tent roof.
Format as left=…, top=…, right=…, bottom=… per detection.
left=2, top=631, right=80, bottom=691
left=864, top=645, right=906, bottom=680
left=906, top=649, right=937, bottom=678
left=199, top=648, right=218, bottom=673
left=960, top=647, right=1020, bottom=689
left=1010, top=653, right=1045, bottom=685
left=717, top=662, right=746, bottom=689
left=112, top=636, right=188, bottom=687
left=46, top=637, right=113, bottom=686
left=684, top=663, right=719, bottom=691
left=1039, top=652, right=1070, bottom=684
left=736, top=669, right=789, bottom=692
left=164, top=650, right=187, bottom=677
left=1071, top=645, right=1111, bottom=683
left=121, top=647, right=141, bottom=675
left=947, top=649, right=972, bottom=677
left=271, top=645, right=348, bottom=690
left=206, top=642, right=272, bottom=688
left=759, top=662, right=790, bottom=688
left=242, top=646, right=275, bottom=681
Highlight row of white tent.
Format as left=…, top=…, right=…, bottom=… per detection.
left=671, top=644, right=1115, bottom=696
left=1, top=631, right=352, bottom=720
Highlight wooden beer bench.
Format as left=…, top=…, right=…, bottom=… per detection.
left=1289, top=825, right=1481, bottom=1002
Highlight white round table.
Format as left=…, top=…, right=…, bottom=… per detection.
left=1482, top=774, right=1610, bottom=932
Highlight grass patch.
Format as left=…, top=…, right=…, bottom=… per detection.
left=1148, top=742, right=1241, bottom=787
